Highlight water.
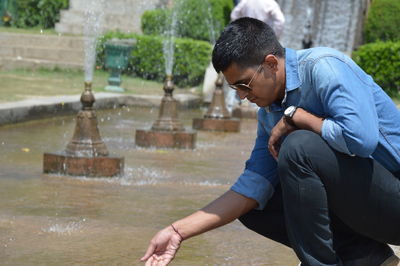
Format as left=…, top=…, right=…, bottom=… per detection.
left=205, top=0, right=218, bottom=45
left=83, top=0, right=105, bottom=83
left=0, top=107, right=297, bottom=265
left=277, top=0, right=368, bottom=53
left=162, top=10, right=178, bottom=76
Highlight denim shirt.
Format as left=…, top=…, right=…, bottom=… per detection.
left=231, top=47, right=400, bottom=210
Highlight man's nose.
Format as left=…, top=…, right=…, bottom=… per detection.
left=237, top=90, right=248, bottom=100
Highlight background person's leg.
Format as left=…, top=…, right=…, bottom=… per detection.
left=277, top=130, right=400, bottom=266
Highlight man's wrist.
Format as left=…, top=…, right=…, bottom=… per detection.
left=284, top=106, right=297, bottom=126
left=171, top=223, right=184, bottom=241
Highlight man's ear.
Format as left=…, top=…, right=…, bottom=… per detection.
left=264, top=54, right=279, bottom=72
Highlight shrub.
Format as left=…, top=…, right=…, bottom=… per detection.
left=141, top=0, right=233, bottom=42
left=364, top=0, right=400, bottom=43
left=97, top=32, right=212, bottom=87
left=140, top=9, right=169, bottom=36
left=353, top=41, right=400, bottom=96
left=13, top=0, right=68, bottom=28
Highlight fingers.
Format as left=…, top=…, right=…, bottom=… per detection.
left=268, top=141, right=280, bottom=160
left=140, top=242, right=156, bottom=262
left=268, top=135, right=280, bottom=160
left=143, top=254, right=172, bottom=266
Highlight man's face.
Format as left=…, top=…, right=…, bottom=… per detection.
left=223, top=55, right=285, bottom=107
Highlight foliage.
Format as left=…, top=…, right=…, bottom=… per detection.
left=13, top=0, right=68, bottom=28
left=353, top=41, right=400, bottom=96
left=141, top=0, right=233, bottom=42
left=363, top=0, right=400, bottom=43
left=140, top=9, right=169, bottom=36
left=97, top=32, right=213, bottom=87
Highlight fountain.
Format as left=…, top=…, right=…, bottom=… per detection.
left=277, top=0, right=370, bottom=54
left=193, top=72, right=240, bottom=132
left=43, top=0, right=124, bottom=177
left=135, top=8, right=196, bottom=149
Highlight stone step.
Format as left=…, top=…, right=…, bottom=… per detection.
left=60, top=11, right=138, bottom=28
left=54, top=0, right=163, bottom=35
left=55, top=23, right=84, bottom=36
left=69, top=0, right=151, bottom=15
left=55, top=22, right=139, bottom=35
left=0, top=57, right=83, bottom=71
left=57, top=10, right=140, bottom=35
left=0, top=45, right=84, bottom=64
left=0, top=32, right=84, bottom=50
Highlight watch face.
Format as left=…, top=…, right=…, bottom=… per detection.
left=284, top=106, right=295, bottom=116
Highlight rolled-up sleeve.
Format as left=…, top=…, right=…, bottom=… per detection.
left=230, top=117, right=278, bottom=210
left=313, top=57, right=379, bottom=157
left=321, top=118, right=352, bottom=155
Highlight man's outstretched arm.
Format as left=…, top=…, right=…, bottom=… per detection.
left=141, top=190, right=257, bottom=265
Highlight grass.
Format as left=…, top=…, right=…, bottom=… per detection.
left=0, top=26, right=58, bottom=35
left=0, top=68, right=167, bottom=103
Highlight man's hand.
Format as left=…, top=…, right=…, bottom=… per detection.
left=140, top=226, right=182, bottom=266
left=268, top=117, right=297, bottom=159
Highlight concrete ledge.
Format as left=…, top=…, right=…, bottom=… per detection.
left=0, top=93, right=202, bottom=126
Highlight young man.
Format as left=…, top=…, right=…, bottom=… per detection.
left=141, top=18, right=400, bottom=266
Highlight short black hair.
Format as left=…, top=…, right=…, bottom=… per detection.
left=212, top=17, right=284, bottom=72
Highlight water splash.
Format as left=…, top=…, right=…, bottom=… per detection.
left=83, top=0, right=105, bottom=83
left=205, top=0, right=217, bottom=45
left=162, top=9, right=178, bottom=76
left=277, top=0, right=367, bottom=53
left=42, top=220, right=85, bottom=235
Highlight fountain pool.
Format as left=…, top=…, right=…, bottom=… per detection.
left=0, top=106, right=297, bottom=265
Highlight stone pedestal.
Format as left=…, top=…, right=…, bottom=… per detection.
left=193, top=73, right=241, bottom=132
left=43, top=153, right=124, bottom=177
left=232, top=106, right=258, bottom=119
left=43, top=82, right=124, bottom=177
left=192, top=118, right=240, bottom=132
left=135, top=76, right=196, bottom=149
left=135, top=129, right=196, bottom=149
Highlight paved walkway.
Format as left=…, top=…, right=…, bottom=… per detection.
left=0, top=92, right=201, bottom=126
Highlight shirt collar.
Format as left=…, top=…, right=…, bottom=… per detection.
left=285, top=48, right=301, bottom=91
left=264, top=48, right=300, bottom=113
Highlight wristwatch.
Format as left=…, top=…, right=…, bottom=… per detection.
left=284, top=106, right=297, bottom=126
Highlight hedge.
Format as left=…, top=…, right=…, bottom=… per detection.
left=97, top=32, right=213, bottom=87
left=364, top=0, right=400, bottom=43
left=353, top=41, right=400, bottom=97
left=141, top=0, right=233, bottom=42
left=12, top=0, right=68, bottom=28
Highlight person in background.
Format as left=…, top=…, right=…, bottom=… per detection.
left=230, top=0, right=285, bottom=39
left=141, top=17, right=400, bottom=266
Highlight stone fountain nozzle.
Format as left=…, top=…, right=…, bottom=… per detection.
left=163, top=75, right=174, bottom=97
left=81, top=81, right=95, bottom=110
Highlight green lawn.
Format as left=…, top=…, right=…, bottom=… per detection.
left=0, top=26, right=58, bottom=35
left=0, top=69, right=166, bottom=103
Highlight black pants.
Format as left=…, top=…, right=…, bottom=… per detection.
left=239, top=130, right=400, bottom=266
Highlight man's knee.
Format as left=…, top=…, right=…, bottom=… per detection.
left=278, top=130, right=322, bottom=162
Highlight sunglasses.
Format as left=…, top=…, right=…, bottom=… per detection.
left=228, top=63, right=263, bottom=91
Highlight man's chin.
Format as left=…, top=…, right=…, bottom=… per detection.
left=255, top=102, right=267, bottom=107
